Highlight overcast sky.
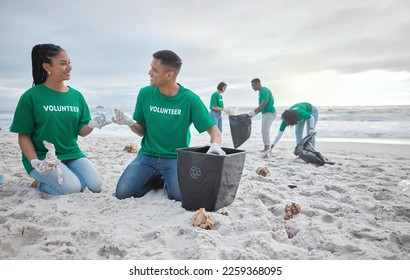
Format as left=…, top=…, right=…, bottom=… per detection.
left=1, top=0, right=410, bottom=109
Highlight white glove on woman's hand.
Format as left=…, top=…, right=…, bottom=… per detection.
left=248, top=110, right=256, bottom=118
left=113, top=109, right=135, bottom=126
left=206, top=143, right=226, bottom=156
left=31, top=159, right=53, bottom=173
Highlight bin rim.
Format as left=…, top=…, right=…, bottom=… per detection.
left=176, top=145, right=246, bottom=155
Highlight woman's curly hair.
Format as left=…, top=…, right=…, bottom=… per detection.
left=281, top=110, right=299, bottom=126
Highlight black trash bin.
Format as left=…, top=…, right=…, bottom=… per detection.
left=177, top=146, right=246, bottom=211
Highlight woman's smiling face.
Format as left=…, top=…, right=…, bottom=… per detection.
left=43, top=51, right=72, bottom=82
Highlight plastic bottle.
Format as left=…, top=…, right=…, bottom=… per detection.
left=90, top=110, right=116, bottom=128
left=398, top=180, right=409, bottom=192
left=103, top=110, right=116, bottom=124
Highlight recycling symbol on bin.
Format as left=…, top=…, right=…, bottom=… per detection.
left=189, top=166, right=201, bottom=180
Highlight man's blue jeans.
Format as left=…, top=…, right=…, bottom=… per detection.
left=115, top=155, right=181, bottom=201
left=30, top=157, right=102, bottom=195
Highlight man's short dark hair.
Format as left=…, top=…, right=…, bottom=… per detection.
left=251, top=78, right=261, bottom=84
left=153, top=50, right=182, bottom=74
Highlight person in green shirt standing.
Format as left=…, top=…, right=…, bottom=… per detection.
left=10, top=44, right=104, bottom=195
left=113, top=50, right=225, bottom=201
left=247, top=78, right=277, bottom=152
left=270, top=102, right=319, bottom=150
left=209, top=82, right=227, bottom=132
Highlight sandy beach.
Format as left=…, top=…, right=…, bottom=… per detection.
left=0, top=132, right=409, bottom=260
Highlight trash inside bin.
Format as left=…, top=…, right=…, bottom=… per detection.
left=177, top=146, right=246, bottom=211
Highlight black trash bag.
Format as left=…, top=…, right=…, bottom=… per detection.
left=294, top=132, right=335, bottom=166
left=229, top=114, right=252, bottom=148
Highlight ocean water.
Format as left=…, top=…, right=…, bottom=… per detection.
left=1, top=105, right=409, bottom=145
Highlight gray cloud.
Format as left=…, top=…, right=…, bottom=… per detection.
left=1, top=0, right=409, bottom=108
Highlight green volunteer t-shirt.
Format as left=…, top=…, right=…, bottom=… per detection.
left=133, top=84, right=215, bottom=158
left=10, top=84, right=91, bottom=174
left=209, top=92, right=224, bottom=110
left=279, top=102, right=313, bottom=132
left=259, top=87, right=276, bottom=114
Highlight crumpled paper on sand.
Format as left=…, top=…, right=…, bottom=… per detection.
left=123, top=143, right=139, bottom=153
left=256, top=166, right=270, bottom=177
left=192, top=208, right=215, bottom=230
left=284, top=203, right=301, bottom=220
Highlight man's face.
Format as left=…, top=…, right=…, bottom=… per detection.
left=251, top=82, right=260, bottom=91
left=148, top=58, right=173, bottom=88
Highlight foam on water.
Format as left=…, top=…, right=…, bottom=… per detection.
left=1, top=105, right=409, bottom=145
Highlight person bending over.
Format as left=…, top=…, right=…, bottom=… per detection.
left=270, top=102, right=319, bottom=151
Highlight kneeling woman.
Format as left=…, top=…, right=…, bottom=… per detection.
left=10, top=44, right=103, bottom=195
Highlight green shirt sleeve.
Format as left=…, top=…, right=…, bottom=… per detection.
left=78, top=94, right=91, bottom=130
left=193, top=95, right=215, bottom=133
left=10, top=90, right=36, bottom=134
left=279, top=121, right=287, bottom=132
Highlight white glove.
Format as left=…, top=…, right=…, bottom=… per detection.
left=31, top=159, right=53, bottom=173
left=88, top=113, right=111, bottom=129
left=113, top=109, right=135, bottom=126
left=248, top=110, right=256, bottom=118
left=309, top=128, right=315, bottom=135
left=206, top=143, right=226, bottom=156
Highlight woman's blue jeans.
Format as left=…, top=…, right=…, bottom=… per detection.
left=294, top=106, right=319, bottom=147
left=30, top=157, right=102, bottom=195
left=210, top=110, right=222, bottom=132
left=115, top=155, right=181, bottom=201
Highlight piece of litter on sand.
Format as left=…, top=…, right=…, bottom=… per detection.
left=123, top=143, right=139, bottom=153
left=284, top=203, right=301, bottom=220
left=256, top=167, right=270, bottom=177
left=41, top=141, right=64, bottom=185
left=192, top=208, right=215, bottom=230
